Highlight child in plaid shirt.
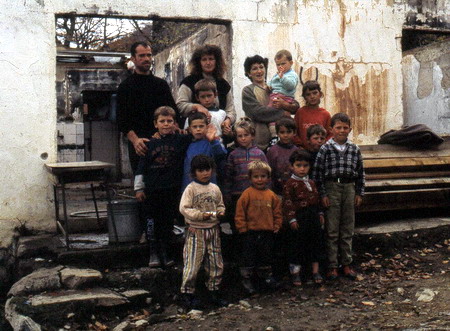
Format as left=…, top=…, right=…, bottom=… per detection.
left=312, top=113, right=365, bottom=281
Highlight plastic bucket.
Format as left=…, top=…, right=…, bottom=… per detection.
left=107, top=199, right=142, bottom=243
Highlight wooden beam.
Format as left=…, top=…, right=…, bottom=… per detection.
left=364, top=157, right=450, bottom=169
left=366, top=177, right=450, bottom=192
left=366, top=171, right=450, bottom=180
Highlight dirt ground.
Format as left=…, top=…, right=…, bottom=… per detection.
left=1, top=209, right=450, bottom=330
left=148, top=224, right=450, bottom=331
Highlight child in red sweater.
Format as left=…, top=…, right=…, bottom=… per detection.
left=235, top=160, right=282, bottom=294
left=283, top=149, right=324, bottom=286
left=294, top=80, right=331, bottom=148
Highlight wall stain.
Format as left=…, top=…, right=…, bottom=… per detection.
left=331, top=66, right=389, bottom=142
left=332, top=57, right=353, bottom=84
left=336, top=0, right=347, bottom=39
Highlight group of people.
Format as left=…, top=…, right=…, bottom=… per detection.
left=117, top=41, right=366, bottom=310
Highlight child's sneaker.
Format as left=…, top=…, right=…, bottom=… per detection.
left=342, top=265, right=357, bottom=280
left=291, top=273, right=302, bottom=287
left=327, top=268, right=339, bottom=280
left=312, top=273, right=324, bottom=285
left=209, top=290, right=229, bottom=307
left=264, top=276, right=280, bottom=290
left=242, top=279, right=256, bottom=295
left=148, top=252, right=161, bottom=268
left=181, top=293, right=203, bottom=310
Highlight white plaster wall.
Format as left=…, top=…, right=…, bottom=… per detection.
left=0, top=0, right=405, bottom=231
left=0, top=1, right=57, bottom=231
left=403, top=55, right=450, bottom=134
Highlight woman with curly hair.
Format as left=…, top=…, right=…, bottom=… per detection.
left=177, top=45, right=236, bottom=136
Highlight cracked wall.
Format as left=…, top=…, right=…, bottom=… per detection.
left=0, top=0, right=418, bottom=230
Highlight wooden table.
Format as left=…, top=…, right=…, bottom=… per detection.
left=45, top=161, right=118, bottom=249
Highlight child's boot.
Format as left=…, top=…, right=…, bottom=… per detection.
left=147, top=218, right=161, bottom=268
left=289, top=264, right=302, bottom=286
left=240, top=267, right=256, bottom=294
left=209, top=290, right=229, bottom=307
left=159, top=240, right=174, bottom=267
left=258, top=266, right=280, bottom=290
left=181, top=293, right=202, bottom=310
left=148, top=240, right=161, bottom=268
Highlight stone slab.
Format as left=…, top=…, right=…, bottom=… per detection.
left=60, top=267, right=103, bottom=289
left=356, top=217, right=450, bottom=235
left=16, top=235, right=62, bottom=258
left=8, top=266, right=63, bottom=297
left=5, top=298, right=42, bottom=331
left=30, top=288, right=128, bottom=307
left=120, top=289, right=150, bottom=299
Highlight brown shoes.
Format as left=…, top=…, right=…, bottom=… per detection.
left=327, top=268, right=339, bottom=280
left=342, top=265, right=357, bottom=280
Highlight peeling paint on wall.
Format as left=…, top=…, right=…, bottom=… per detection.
left=332, top=67, right=389, bottom=141
left=403, top=39, right=450, bottom=135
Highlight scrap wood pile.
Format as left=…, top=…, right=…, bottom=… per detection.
left=358, top=138, right=450, bottom=213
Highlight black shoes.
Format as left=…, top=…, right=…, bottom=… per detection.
left=209, top=290, right=229, bottom=307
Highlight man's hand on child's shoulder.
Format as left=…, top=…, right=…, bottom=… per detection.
left=135, top=191, right=146, bottom=202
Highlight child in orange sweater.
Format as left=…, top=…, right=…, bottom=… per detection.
left=235, top=160, right=282, bottom=294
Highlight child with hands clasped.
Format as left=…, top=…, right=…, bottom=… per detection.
left=235, top=161, right=282, bottom=294
left=283, top=150, right=324, bottom=286
left=179, top=155, right=227, bottom=309
left=267, top=50, right=299, bottom=137
left=312, top=113, right=365, bottom=281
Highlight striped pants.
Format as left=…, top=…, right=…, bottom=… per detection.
left=180, top=226, right=224, bottom=294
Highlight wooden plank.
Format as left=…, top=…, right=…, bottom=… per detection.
left=364, top=156, right=450, bottom=169
left=365, top=177, right=450, bottom=192
left=365, top=170, right=450, bottom=180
